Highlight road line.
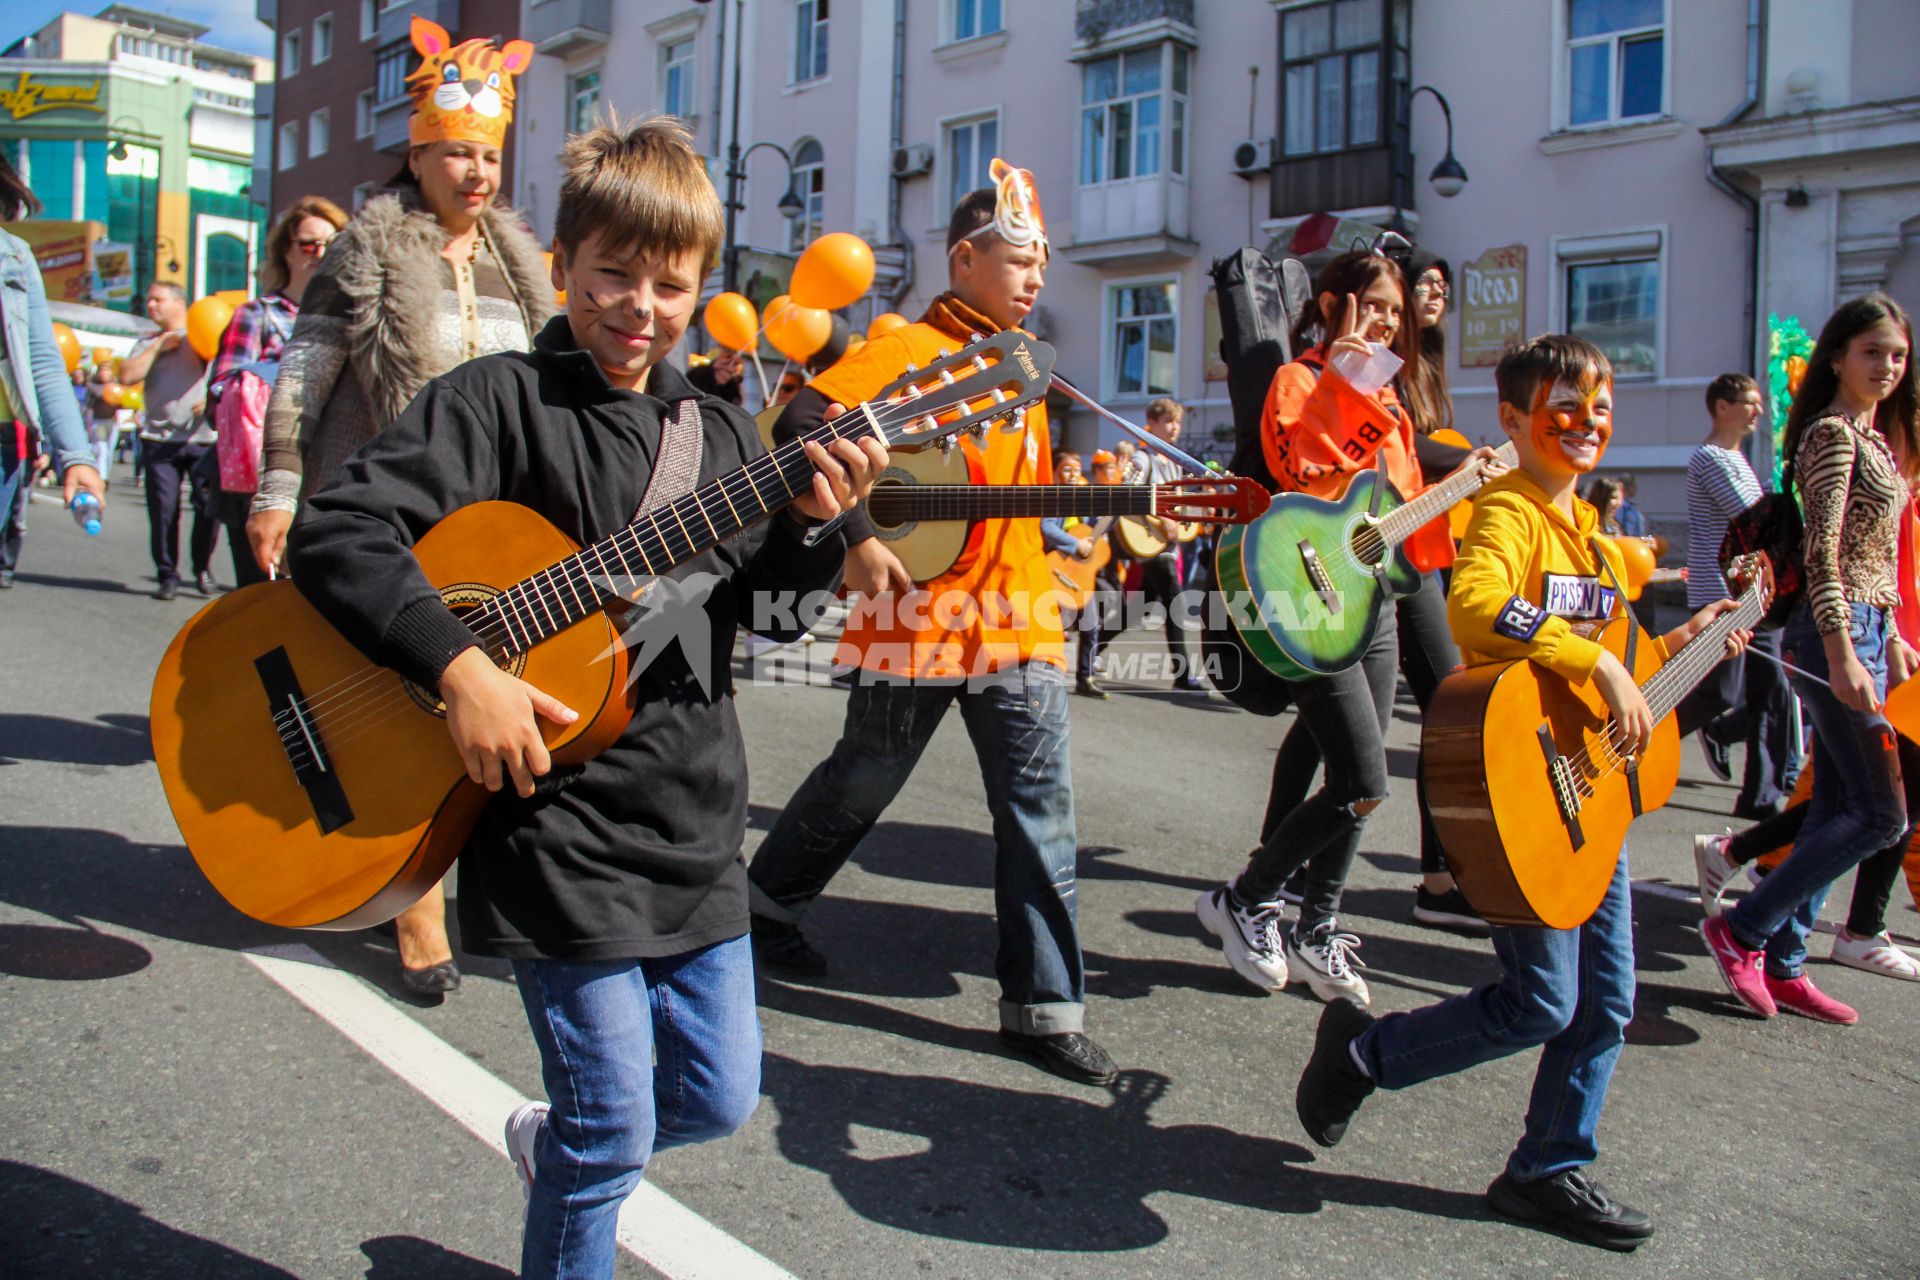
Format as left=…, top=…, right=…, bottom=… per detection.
left=244, top=943, right=796, bottom=1280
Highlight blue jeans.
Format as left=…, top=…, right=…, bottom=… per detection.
left=1725, top=601, right=1907, bottom=977
left=748, top=661, right=1085, bottom=1034
left=514, top=937, right=761, bottom=1280
left=1355, top=857, right=1635, bottom=1181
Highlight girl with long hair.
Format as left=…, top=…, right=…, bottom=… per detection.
left=1702, top=292, right=1917, bottom=1024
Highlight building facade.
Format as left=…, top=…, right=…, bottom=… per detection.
left=505, top=0, right=1916, bottom=532
left=254, top=0, right=525, bottom=218
left=1, top=5, right=271, bottom=308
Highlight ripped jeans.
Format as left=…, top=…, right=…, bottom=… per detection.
left=748, top=661, right=1085, bottom=1034
left=1237, top=608, right=1398, bottom=934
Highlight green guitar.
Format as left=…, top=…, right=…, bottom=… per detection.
left=1215, top=442, right=1516, bottom=681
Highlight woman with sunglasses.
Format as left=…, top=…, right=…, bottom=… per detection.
left=204, top=196, right=348, bottom=588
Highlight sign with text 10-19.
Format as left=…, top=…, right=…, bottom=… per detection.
left=1459, top=245, right=1526, bottom=368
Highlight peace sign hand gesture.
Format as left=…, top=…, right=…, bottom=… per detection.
left=1327, top=293, right=1374, bottom=364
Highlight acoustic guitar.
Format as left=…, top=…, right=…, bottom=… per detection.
left=1047, top=516, right=1116, bottom=610
left=1421, top=558, right=1768, bottom=928
left=1216, top=442, right=1517, bottom=681
left=149, top=332, right=1053, bottom=930
left=864, top=474, right=1270, bottom=585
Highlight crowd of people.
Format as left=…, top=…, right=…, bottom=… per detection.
left=4, top=16, right=1915, bottom=1277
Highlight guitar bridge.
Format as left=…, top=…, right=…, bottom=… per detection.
left=1296, top=540, right=1341, bottom=616
left=1536, top=724, right=1586, bottom=850
left=256, top=646, right=355, bottom=835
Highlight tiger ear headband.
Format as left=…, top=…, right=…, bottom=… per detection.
left=405, top=15, right=535, bottom=150
left=949, top=158, right=1049, bottom=258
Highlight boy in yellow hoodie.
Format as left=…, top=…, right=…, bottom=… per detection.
left=1291, top=334, right=1746, bottom=1252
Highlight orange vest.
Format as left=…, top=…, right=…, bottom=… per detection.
left=807, top=304, right=1064, bottom=679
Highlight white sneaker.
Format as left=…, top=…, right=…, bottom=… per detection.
left=1693, top=831, right=1738, bottom=917
left=1829, top=930, right=1920, bottom=981
left=1286, top=921, right=1371, bottom=1006
left=505, top=1101, right=549, bottom=1204
left=1196, top=884, right=1289, bottom=992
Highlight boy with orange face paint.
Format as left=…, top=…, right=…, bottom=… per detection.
left=1293, top=334, right=1748, bottom=1253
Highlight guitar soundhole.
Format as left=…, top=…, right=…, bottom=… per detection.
left=397, top=583, right=529, bottom=717
left=866, top=470, right=917, bottom=540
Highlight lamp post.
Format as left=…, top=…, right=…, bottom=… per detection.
left=1389, top=84, right=1467, bottom=232
left=106, top=116, right=176, bottom=294
left=718, top=0, right=807, bottom=296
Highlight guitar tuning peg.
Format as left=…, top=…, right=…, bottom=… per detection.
left=939, top=435, right=957, bottom=456
left=938, top=348, right=952, bottom=359
left=903, top=362, right=919, bottom=374
left=968, top=331, right=985, bottom=343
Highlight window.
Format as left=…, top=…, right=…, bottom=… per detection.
left=277, top=120, right=298, bottom=171
left=951, top=0, right=1002, bottom=43
left=1565, top=258, right=1657, bottom=376
left=281, top=30, right=301, bottom=77
left=1109, top=281, right=1178, bottom=398
left=1567, top=0, right=1664, bottom=126
left=375, top=44, right=409, bottom=104
left=662, top=37, right=696, bottom=119
left=945, top=114, right=999, bottom=213
left=1280, top=0, right=1386, bottom=156
left=360, top=0, right=377, bottom=41
left=570, top=69, right=601, bottom=133
left=1080, top=45, right=1188, bottom=185
left=312, top=15, right=333, bottom=65
left=308, top=108, right=330, bottom=158
left=206, top=233, right=250, bottom=294
left=788, top=138, right=824, bottom=251
left=356, top=89, right=376, bottom=139
left=793, top=0, right=829, bottom=84
left=353, top=180, right=377, bottom=211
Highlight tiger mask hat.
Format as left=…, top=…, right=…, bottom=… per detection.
left=405, top=15, right=534, bottom=150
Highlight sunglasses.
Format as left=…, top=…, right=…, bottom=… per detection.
left=292, top=237, right=334, bottom=255
left=1413, top=279, right=1450, bottom=300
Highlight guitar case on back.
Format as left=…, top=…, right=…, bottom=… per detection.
left=1201, top=247, right=1311, bottom=716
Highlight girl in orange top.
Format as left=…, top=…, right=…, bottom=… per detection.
left=1198, top=248, right=1499, bottom=1006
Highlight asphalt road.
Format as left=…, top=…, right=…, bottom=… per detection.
left=2, top=469, right=1915, bottom=1279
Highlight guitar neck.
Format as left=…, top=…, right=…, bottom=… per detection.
left=865, top=485, right=1160, bottom=522
left=1377, top=441, right=1517, bottom=544
left=1639, top=580, right=1768, bottom=723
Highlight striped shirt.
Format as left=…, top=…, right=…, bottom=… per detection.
left=1685, top=443, right=1763, bottom=608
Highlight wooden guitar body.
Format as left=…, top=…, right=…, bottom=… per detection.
left=1113, top=514, right=1198, bottom=559
left=865, top=444, right=982, bottom=582
left=1421, top=616, right=1678, bottom=929
left=149, top=501, right=633, bottom=929
left=1045, top=521, right=1114, bottom=609
left=1215, top=469, right=1422, bottom=682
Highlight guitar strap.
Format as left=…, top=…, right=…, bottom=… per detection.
left=633, top=397, right=705, bottom=520
left=1591, top=536, right=1646, bottom=816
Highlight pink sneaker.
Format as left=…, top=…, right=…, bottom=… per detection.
left=1701, top=915, right=1776, bottom=1017
left=1763, top=973, right=1858, bottom=1024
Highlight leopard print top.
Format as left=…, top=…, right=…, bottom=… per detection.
left=1796, top=412, right=1908, bottom=635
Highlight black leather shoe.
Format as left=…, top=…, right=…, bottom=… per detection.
left=1295, top=997, right=1377, bottom=1147
left=1075, top=677, right=1110, bottom=700
left=154, top=579, right=179, bottom=601
left=401, top=960, right=461, bottom=995
left=1487, top=1168, right=1655, bottom=1251
left=196, top=569, right=218, bottom=596
left=751, top=914, right=828, bottom=978
left=999, top=1029, right=1118, bottom=1086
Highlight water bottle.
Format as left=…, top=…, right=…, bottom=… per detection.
left=69, top=491, right=103, bottom=536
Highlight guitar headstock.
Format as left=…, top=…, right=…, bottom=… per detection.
left=1728, top=551, right=1775, bottom=609
left=863, top=330, right=1055, bottom=453
left=1155, top=476, right=1273, bottom=525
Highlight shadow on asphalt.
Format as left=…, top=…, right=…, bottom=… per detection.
left=361, top=1235, right=515, bottom=1278
left=0, top=1158, right=299, bottom=1278
left=0, top=921, right=151, bottom=980
left=757, top=1052, right=1488, bottom=1251
left=0, top=712, right=153, bottom=767
left=6, top=570, right=140, bottom=595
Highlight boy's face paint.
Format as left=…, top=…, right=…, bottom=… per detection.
left=1530, top=378, right=1613, bottom=474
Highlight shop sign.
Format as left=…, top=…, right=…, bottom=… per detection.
left=3, top=219, right=107, bottom=303
left=94, top=241, right=134, bottom=304
left=0, top=70, right=106, bottom=120
left=1459, top=245, right=1527, bottom=368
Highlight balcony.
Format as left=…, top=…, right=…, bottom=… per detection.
left=1076, top=0, right=1193, bottom=46
left=530, top=0, right=612, bottom=58
left=1062, top=173, right=1195, bottom=267
left=376, top=0, right=462, bottom=50
left=372, top=95, right=411, bottom=153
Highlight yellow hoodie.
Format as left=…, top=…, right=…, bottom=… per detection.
left=1449, top=468, right=1665, bottom=684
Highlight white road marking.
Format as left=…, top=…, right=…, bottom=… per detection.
left=244, top=943, right=796, bottom=1280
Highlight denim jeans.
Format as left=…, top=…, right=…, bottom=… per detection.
left=748, top=661, right=1085, bottom=1033
left=513, top=937, right=761, bottom=1280
left=1677, top=628, right=1796, bottom=813
left=1725, top=601, right=1908, bottom=977
left=1355, top=857, right=1635, bottom=1181
left=1239, top=604, right=1398, bottom=932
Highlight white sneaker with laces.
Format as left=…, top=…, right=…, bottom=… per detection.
left=1693, top=831, right=1737, bottom=917
left=1196, top=884, right=1289, bottom=992
left=1829, top=929, right=1920, bottom=981
left=505, top=1101, right=550, bottom=1206
left=1286, top=921, right=1371, bottom=1006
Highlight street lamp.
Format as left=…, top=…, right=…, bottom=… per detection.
left=718, top=0, right=807, bottom=296
left=106, top=117, right=177, bottom=294
left=1410, top=84, right=1468, bottom=198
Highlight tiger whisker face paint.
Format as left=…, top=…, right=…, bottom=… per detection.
left=1530, top=378, right=1613, bottom=474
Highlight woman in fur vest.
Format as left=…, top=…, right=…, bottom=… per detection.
left=247, top=17, right=555, bottom=995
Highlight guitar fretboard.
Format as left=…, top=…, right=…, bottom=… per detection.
left=865, top=484, right=1159, bottom=522
left=1376, top=441, right=1519, bottom=544
left=1639, top=579, right=1768, bottom=724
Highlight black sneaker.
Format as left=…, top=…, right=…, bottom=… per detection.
left=1412, top=885, right=1490, bottom=933
left=154, top=579, right=179, bottom=601
left=1295, top=997, right=1377, bottom=1148
left=1696, top=727, right=1732, bottom=782
left=1075, top=677, right=1111, bottom=700
left=196, top=569, right=218, bottom=596
left=1486, top=1168, right=1655, bottom=1252
left=750, top=914, right=828, bottom=978
left=998, top=1029, right=1118, bottom=1086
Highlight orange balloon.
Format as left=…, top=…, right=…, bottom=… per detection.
left=867, top=312, right=909, bottom=340
left=790, top=232, right=875, bottom=311
left=1613, top=535, right=1657, bottom=602
left=703, top=291, right=759, bottom=352
left=90, top=346, right=113, bottom=367
left=763, top=295, right=832, bottom=363
left=100, top=381, right=124, bottom=408
left=186, top=297, right=234, bottom=363
left=214, top=289, right=252, bottom=310
left=51, top=322, right=81, bottom=374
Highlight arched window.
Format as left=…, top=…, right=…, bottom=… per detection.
left=787, top=138, right=824, bottom=252
left=205, top=232, right=250, bottom=294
